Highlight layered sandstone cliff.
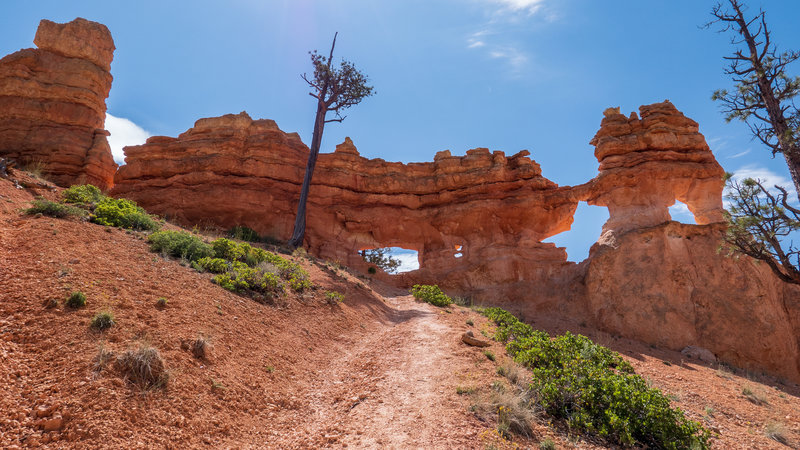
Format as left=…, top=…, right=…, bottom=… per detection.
left=0, top=18, right=117, bottom=189
left=113, top=111, right=580, bottom=291
left=585, top=101, right=725, bottom=235
left=112, top=101, right=800, bottom=383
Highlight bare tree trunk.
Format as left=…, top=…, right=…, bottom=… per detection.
left=783, top=148, right=800, bottom=201
left=729, top=1, right=800, bottom=201
left=289, top=104, right=327, bottom=248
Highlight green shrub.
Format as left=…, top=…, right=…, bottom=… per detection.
left=192, top=257, right=229, bottom=273
left=65, top=291, right=87, bottom=308
left=325, top=291, right=345, bottom=304
left=92, top=198, right=159, bottom=231
left=90, top=309, right=115, bottom=330
left=147, top=230, right=214, bottom=262
left=410, top=284, right=452, bottom=307
left=62, top=184, right=104, bottom=204
left=212, top=262, right=284, bottom=296
left=212, top=238, right=245, bottom=261
left=483, top=308, right=710, bottom=449
left=156, top=297, right=168, bottom=308
left=227, top=225, right=261, bottom=242
left=25, top=199, right=86, bottom=218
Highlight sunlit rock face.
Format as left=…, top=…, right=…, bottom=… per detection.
left=112, top=111, right=580, bottom=294
left=586, top=100, right=725, bottom=236
left=113, top=102, right=800, bottom=383
left=0, top=18, right=117, bottom=189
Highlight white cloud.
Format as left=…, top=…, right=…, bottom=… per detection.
left=727, top=164, right=798, bottom=205
left=387, top=248, right=419, bottom=273
left=105, top=113, right=151, bottom=165
left=488, top=46, right=529, bottom=71
left=668, top=201, right=696, bottom=224
left=489, top=0, right=546, bottom=14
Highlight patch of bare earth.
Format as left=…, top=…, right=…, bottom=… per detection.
left=1, top=168, right=799, bottom=449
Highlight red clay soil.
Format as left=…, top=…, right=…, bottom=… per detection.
left=0, top=168, right=799, bottom=449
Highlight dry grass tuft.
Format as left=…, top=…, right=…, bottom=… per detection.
left=765, top=421, right=790, bottom=446
left=116, top=343, right=169, bottom=389
left=472, top=384, right=538, bottom=439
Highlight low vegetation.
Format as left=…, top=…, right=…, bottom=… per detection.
left=62, top=184, right=104, bottom=204
left=482, top=307, right=710, bottom=449
left=148, top=231, right=313, bottom=302
left=90, top=309, right=115, bottom=331
left=325, top=290, right=345, bottom=304
left=91, top=197, right=159, bottom=231
left=65, top=291, right=87, bottom=308
left=25, top=199, right=87, bottom=218
left=116, top=343, right=169, bottom=389
left=147, top=230, right=214, bottom=261
left=410, top=284, right=452, bottom=307
left=24, top=184, right=160, bottom=231
left=227, top=225, right=261, bottom=242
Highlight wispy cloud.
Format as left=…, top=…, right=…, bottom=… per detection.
left=105, top=113, right=151, bottom=165
left=387, top=248, right=419, bottom=273
left=466, top=30, right=530, bottom=76
left=467, top=1, right=554, bottom=77
left=488, top=0, right=546, bottom=14
left=727, top=164, right=798, bottom=205
left=727, top=149, right=751, bottom=159
left=488, top=46, right=529, bottom=72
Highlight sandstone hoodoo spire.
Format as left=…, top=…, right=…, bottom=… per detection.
left=585, top=100, right=726, bottom=235
left=0, top=18, right=117, bottom=189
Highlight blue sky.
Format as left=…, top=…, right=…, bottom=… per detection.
left=2, top=0, right=799, bottom=265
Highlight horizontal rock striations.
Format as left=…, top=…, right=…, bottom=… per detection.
left=113, top=111, right=580, bottom=292
left=0, top=18, right=117, bottom=189
left=586, top=101, right=725, bottom=235
left=113, top=101, right=800, bottom=384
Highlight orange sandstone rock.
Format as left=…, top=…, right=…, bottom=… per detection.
left=0, top=18, right=117, bottom=189
left=113, top=111, right=579, bottom=291
left=586, top=100, right=725, bottom=235
left=112, top=102, right=800, bottom=384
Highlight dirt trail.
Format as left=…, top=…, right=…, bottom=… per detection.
left=285, top=294, right=487, bottom=449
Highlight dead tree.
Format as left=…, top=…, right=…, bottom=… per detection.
left=288, top=33, right=373, bottom=248
left=708, top=0, right=800, bottom=202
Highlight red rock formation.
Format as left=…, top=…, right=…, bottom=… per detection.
left=112, top=102, right=800, bottom=384
left=0, top=18, right=117, bottom=189
left=113, top=111, right=579, bottom=291
left=585, top=101, right=725, bottom=235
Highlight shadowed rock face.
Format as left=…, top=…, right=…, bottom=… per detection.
left=0, top=18, right=117, bottom=189
left=112, top=101, right=800, bottom=384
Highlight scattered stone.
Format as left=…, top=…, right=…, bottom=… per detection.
left=681, top=346, right=717, bottom=364
left=41, top=415, right=63, bottom=432
left=461, top=330, right=490, bottom=348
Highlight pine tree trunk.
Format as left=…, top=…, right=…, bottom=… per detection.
left=783, top=147, right=800, bottom=203
left=289, top=103, right=328, bottom=248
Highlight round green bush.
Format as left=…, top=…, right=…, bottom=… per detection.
left=62, top=184, right=104, bottom=204
left=92, top=198, right=159, bottom=231
left=90, top=310, right=115, bottom=330
left=410, top=284, right=452, bottom=307
left=65, top=291, right=87, bottom=308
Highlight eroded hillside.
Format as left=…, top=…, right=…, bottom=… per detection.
left=1, top=168, right=799, bottom=449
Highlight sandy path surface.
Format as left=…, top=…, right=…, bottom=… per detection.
left=283, top=294, right=486, bottom=449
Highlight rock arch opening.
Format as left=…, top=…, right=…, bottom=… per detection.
left=542, top=202, right=609, bottom=263
left=359, top=247, right=420, bottom=274
left=669, top=200, right=697, bottom=224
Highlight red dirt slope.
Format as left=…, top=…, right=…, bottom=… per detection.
left=1, top=167, right=800, bottom=449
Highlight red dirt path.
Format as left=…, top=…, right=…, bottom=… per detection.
left=1, top=169, right=799, bottom=449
